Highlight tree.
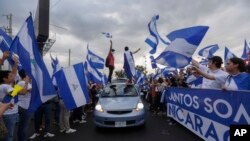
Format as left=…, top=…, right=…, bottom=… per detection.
left=115, top=69, right=125, bottom=78
left=136, top=65, right=147, bottom=75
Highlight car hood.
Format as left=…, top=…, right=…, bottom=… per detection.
left=99, top=97, right=140, bottom=110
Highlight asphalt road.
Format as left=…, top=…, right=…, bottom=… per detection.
left=17, top=105, right=202, bottom=141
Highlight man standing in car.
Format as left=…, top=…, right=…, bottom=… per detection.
left=106, top=40, right=115, bottom=83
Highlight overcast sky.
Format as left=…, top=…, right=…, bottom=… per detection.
left=1, top=0, right=250, bottom=74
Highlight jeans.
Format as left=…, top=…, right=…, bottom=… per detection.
left=108, top=66, right=114, bottom=83
left=17, top=107, right=31, bottom=141
left=2, top=113, right=19, bottom=141
left=34, top=103, right=52, bottom=133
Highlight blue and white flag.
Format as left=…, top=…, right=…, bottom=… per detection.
left=55, top=62, right=90, bottom=110
left=124, top=51, right=136, bottom=80
left=50, top=54, right=61, bottom=74
left=50, top=54, right=62, bottom=86
left=84, top=61, right=103, bottom=84
left=136, top=70, right=145, bottom=86
left=101, top=32, right=112, bottom=38
left=241, top=40, right=250, bottom=60
left=145, top=15, right=170, bottom=54
left=198, top=44, right=219, bottom=58
left=87, top=45, right=105, bottom=69
left=162, top=67, right=176, bottom=77
left=150, top=56, right=157, bottom=69
left=199, top=58, right=208, bottom=66
left=155, top=26, right=209, bottom=68
left=224, top=47, right=237, bottom=63
left=0, top=28, right=12, bottom=52
left=186, top=75, right=203, bottom=87
left=0, top=28, right=17, bottom=66
left=9, top=15, right=55, bottom=112
left=145, top=15, right=159, bottom=54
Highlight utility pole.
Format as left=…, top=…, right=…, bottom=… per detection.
left=3, top=13, right=13, bottom=70
left=3, top=13, right=13, bottom=38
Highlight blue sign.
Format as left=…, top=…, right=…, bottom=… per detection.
left=164, top=88, right=250, bottom=141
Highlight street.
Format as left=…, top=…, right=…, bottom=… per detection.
left=20, top=105, right=202, bottom=141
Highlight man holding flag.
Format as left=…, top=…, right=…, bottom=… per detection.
left=123, top=46, right=140, bottom=81
left=106, top=40, right=115, bottom=83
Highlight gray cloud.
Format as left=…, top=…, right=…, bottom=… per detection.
left=1, top=0, right=250, bottom=73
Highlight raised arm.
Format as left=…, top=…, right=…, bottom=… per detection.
left=11, top=55, right=19, bottom=76
left=191, top=58, right=200, bottom=68
left=0, top=51, right=10, bottom=66
left=192, top=66, right=215, bottom=80
left=109, top=40, right=113, bottom=52
left=133, top=48, right=140, bottom=54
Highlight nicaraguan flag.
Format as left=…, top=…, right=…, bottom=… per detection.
left=102, top=32, right=112, bottom=38
left=0, top=28, right=18, bottom=66
left=124, top=51, right=136, bottom=80
left=145, top=15, right=159, bottom=54
left=136, top=70, right=145, bottom=86
left=145, top=15, right=170, bottom=54
left=9, top=15, right=55, bottom=112
left=153, top=68, right=162, bottom=79
left=162, top=67, right=176, bottom=77
left=241, top=40, right=250, bottom=60
left=87, top=45, right=104, bottom=69
left=150, top=56, right=157, bottom=69
left=155, top=26, right=209, bottom=68
left=198, top=44, right=219, bottom=58
left=199, top=58, right=208, bottom=66
left=55, top=63, right=90, bottom=110
left=84, top=61, right=103, bottom=84
left=0, top=28, right=12, bottom=51
left=224, top=47, right=237, bottom=63
left=50, top=54, right=61, bottom=74
left=186, top=75, right=203, bottom=87
left=50, top=54, right=62, bottom=85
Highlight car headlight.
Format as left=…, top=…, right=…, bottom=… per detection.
left=95, top=104, right=104, bottom=112
left=136, top=102, right=144, bottom=111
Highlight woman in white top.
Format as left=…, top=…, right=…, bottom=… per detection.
left=193, top=57, right=250, bottom=91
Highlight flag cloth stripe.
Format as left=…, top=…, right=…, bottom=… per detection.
left=55, top=70, right=77, bottom=109
left=155, top=26, right=209, bottom=68
left=10, top=15, right=55, bottom=112
left=55, top=63, right=90, bottom=110
left=124, top=51, right=136, bottom=79
left=73, top=63, right=90, bottom=104
left=198, top=44, right=219, bottom=58
left=64, top=65, right=86, bottom=107
left=241, top=40, right=250, bottom=59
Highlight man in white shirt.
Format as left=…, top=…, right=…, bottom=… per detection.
left=192, top=56, right=228, bottom=89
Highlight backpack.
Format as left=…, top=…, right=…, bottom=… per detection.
left=105, top=56, right=109, bottom=67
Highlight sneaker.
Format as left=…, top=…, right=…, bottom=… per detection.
left=29, top=133, right=40, bottom=139
left=79, top=119, right=87, bottom=123
left=60, top=129, right=65, bottom=133
left=65, top=128, right=77, bottom=134
left=43, top=132, right=55, bottom=138
left=82, top=115, right=86, bottom=120
left=73, top=119, right=80, bottom=123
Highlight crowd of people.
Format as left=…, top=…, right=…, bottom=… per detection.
left=0, top=51, right=105, bottom=141
left=1, top=45, right=250, bottom=141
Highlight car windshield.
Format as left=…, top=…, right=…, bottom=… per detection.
left=101, top=84, right=138, bottom=97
